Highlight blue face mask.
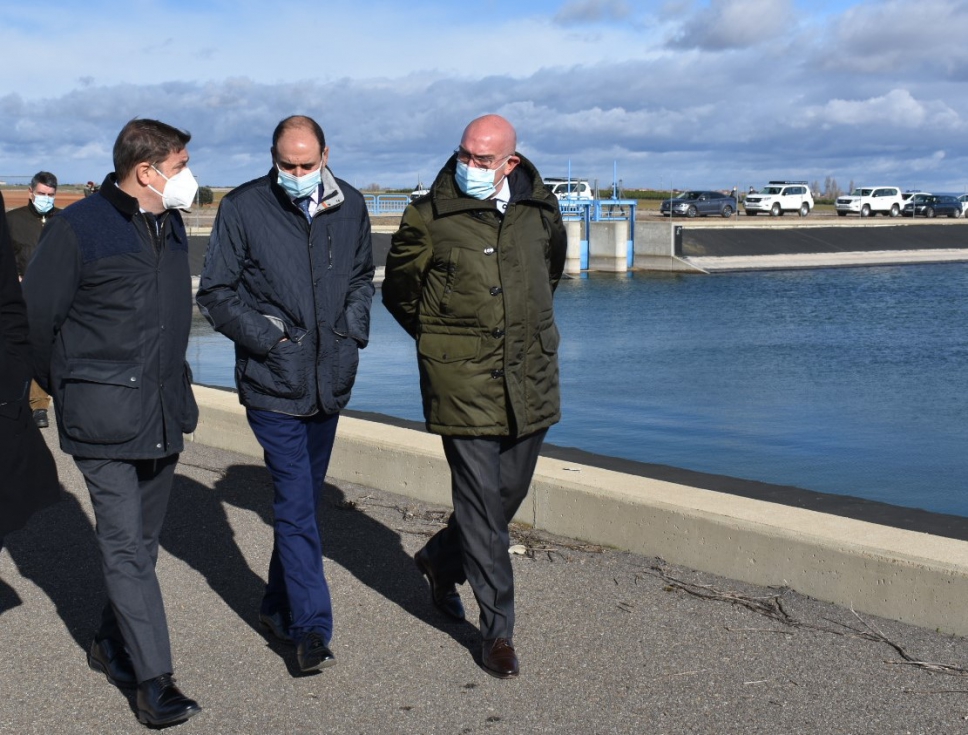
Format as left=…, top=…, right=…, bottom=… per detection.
left=277, top=165, right=321, bottom=199
left=33, top=193, right=55, bottom=214
left=455, top=159, right=508, bottom=200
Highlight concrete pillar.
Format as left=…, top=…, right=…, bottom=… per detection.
left=588, top=221, right=628, bottom=272
left=564, top=220, right=584, bottom=274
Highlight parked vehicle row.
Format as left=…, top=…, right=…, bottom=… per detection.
left=901, top=193, right=963, bottom=218
left=743, top=181, right=813, bottom=217
left=660, top=190, right=737, bottom=218
left=835, top=186, right=905, bottom=217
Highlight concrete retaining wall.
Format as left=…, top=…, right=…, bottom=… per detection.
left=191, top=384, right=968, bottom=638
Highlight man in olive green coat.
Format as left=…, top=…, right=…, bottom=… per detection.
left=383, top=114, right=566, bottom=679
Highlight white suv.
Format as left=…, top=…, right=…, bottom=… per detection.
left=544, top=178, right=594, bottom=201
left=744, top=181, right=814, bottom=216
left=835, top=186, right=904, bottom=217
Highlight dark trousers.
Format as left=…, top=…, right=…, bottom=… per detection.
left=246, top=408, right=339, bottom=643
left=75, top=455, right=179, bottom=683
left=424, top=429, right=547, bottom=641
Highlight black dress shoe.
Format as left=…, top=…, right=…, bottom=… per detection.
left=415, top=547, right=465, bottom=621
left=32, top=409, right=48, bottom=429
left=87, top=637, right=137, bottom=690
left=481, top=638, right=519, bottom=679
left=259, top=609, right=293, bottom=643
left=296, top=632, right=336, bottom=672
left=136, top=674, right=201, bottom=727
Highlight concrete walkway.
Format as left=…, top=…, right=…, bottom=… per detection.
left=3, top=430, right=968, bottom=733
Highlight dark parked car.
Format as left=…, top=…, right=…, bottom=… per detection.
left=901, top=194, right=962, bottom=218
left=660, top=190, right=737, bottom=218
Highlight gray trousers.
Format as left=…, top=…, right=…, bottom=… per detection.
left=75, top=455, right=178, bottom=683
left=424, top=429, right=547, bottom=641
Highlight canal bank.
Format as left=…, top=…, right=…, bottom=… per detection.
left=188, top=218, right=968, bottom=277
left=630, top=221, right=968, bottom=273
left=191, top=384, right=968, bottom=639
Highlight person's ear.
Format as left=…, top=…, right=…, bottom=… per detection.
left=135, top=162, right=154, bottom=186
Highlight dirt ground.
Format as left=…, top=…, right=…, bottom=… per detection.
left=2, top=188, right=86, bottom=210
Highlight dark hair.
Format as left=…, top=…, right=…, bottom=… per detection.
left=113, top=118, right=191, bottom=181
left=271, top=115, right=326, bottom=158
left=30, top=171, right=58, bottom=190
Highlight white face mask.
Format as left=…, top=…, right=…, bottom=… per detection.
left=33, top=193, right=55, bottom=214
left=150, top=165, right=199, bottom=210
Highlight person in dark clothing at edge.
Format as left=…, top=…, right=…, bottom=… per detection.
left=0, top=191, right=59, bottom=554
left=22, top=119, right=202, bottom=728
left=7, top=171, right=61, bottom=429
left=383, top=114, right=567, bottom=679
left=196, top=115, right=374, bottom=674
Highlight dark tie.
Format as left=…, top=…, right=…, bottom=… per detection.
left=296, top=196, right=313, bottom=223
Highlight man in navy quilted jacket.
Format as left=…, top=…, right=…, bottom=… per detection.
left=197, top=115, right=374, bottom=674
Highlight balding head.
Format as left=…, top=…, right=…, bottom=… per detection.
left=460, top=114, right=517, bottom=159
left=455, top=114, right=520, bottom=197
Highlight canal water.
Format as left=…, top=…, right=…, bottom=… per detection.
left=188, top=263, right=968, bottom=517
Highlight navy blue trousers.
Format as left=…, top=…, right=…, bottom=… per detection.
left=247, top=409, right=339, bottom=643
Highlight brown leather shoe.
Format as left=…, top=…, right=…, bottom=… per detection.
left=415, top=547, right=465, bottom=621
left=481, top=638, right=519, bottom=679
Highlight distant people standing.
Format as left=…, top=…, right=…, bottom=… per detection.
left=383, top=114, right=567, bottom=679
left=0, top=191, right=59, bottom=554
left=23, top=119, right=202, bottom=728
left=8, top=171, right=60, bottom=428
left=196, top=114, right=374, bottom=674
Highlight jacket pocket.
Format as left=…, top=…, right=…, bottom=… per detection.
left=332, top=331, right=360, bottom=397
left=61, top=360, right=143, bottom=444
left=239, top=339, right=305, bottom=400
left=417, top=333, right=481, bottom=363
left=179, top=362, right=200, bottom=433
left=538, top=323, right=560, bottom=354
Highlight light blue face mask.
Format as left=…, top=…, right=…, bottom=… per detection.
left=277, top=165, right=321, bottom=199
left=33, top=193, right=55, bottom=214
left=455, top=159, right=508, bottom=200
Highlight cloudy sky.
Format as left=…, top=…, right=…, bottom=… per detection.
left=2, top=0, right=967, bottom=193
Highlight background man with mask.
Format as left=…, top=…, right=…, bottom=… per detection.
left=383, top=114, right=566, bottom=679
left=8, top=171, right=60, bottom=428
left=23, top=118, right=202, bottom=728
left=197, top=115, right=374, bottom=674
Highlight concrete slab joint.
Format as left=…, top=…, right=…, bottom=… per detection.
left=190, top=385, right=968, bottom=638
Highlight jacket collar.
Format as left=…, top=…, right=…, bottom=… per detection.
left=429, top=153, right=559, bottom=217
left=96, top=172, right=184, bottom=243
left=98, top=173, right=142, bottom=218
left=267, top=165, right=345, bottom=216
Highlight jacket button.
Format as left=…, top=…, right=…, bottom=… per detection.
left=489, top=286, right=502, bottom=296
left=490, top=369, right=505, bottom=379
left=130, top=377, right=137, bottom=382
left=484, top=247, right=495, bottom=255
left=491, top=328, right=505, bottom=338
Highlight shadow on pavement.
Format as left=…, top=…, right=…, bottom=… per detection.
left=162, top=463, right=478, bottom=676
left=0, top=489, right=103, bottom=652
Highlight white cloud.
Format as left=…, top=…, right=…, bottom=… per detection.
left=670, top=0, right=798, bottom=50
left=4, top=2, right=968, bottom=191
left=801, top=89, right=963, bottom=131
left=817, top=0, right=968, bottom=77
left=554, top=0, right=633, bottom=25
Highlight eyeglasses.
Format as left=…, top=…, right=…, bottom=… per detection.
left=454, top=147, right=512, bottom=170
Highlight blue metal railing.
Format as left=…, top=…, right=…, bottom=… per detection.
left=364, top=194, right=410, bottom=215
left=559, top=199, right=638, bottom=269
